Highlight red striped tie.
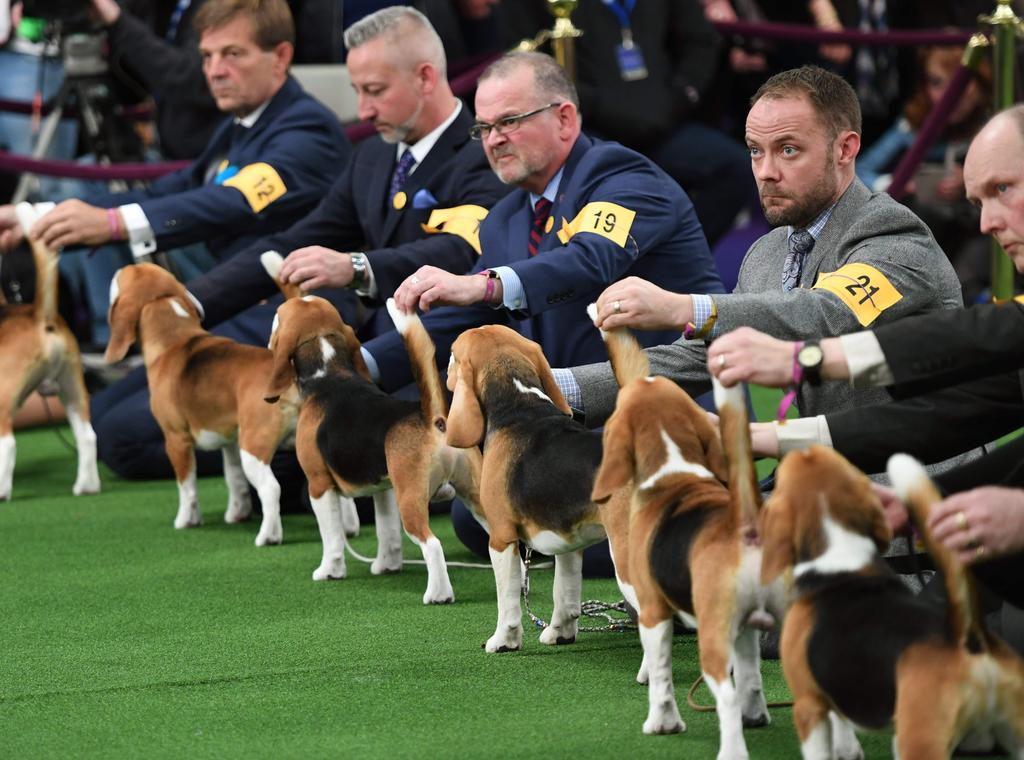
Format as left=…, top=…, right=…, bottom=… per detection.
left=528, top=197, right=552, bottom=256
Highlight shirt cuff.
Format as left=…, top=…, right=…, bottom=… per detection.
left=840, top=331, right=894, bottom=388
left=120, top=203, right=157, bottom=258
left=773, top=414, right=833, bottom=455
left=355, top=257, right=378, bottom=299
left=361, top=347, right=381, bottom=383
left=552, top=367, right=583, bottom=413
left=491, top=266, right=526, bottom=311
left=690, top=293, right=720, bottom=339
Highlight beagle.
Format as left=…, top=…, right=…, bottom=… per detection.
left=0, top=202, right=99, bottom=501
left=445, top=324, right=632, bottom=652
left=589, top=312, right=784, bottom=757
left=263, top=295, right=481, bottom=604
left=760, top=447, right=1024, bottom=759
left=105, top=262, right=297, bottom=545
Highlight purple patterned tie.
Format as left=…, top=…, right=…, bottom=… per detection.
left=389, top=149, right=416, bottom=201
left=782, top=229, right=815, bottom=291
left=528, top=197, right=552, bottom=256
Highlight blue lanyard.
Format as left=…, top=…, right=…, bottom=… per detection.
left=166, top=0, right=194, bottom=42
left=601, top=0, right=637, bottom=29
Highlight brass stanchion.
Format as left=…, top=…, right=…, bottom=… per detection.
left=515, top=0, right=583, bottom=82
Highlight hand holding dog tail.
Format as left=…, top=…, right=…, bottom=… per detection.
left=386, top=298, right=448, bottom=429
left=586, top=302, right=650, bottom=386
left=888, top=453, right=987, bottom=651
left=260, top=251, right=304, bottom=300
left=713, top=377, right=762, bottom=536
left=14, top=203, right=59, bottom=325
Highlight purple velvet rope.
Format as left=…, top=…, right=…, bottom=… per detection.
left=0, top=98, right=153, bottom=119
left=711, top=19, right=973, bottom=47
left=886, top=64, right=973, bottom=200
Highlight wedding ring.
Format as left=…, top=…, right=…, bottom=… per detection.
left=956, top=510, right=969, bottom=532
left=613, top=300, right=621, bottom=314
left=975, top=544, right=987, bottom=560
left=718, top=354, right=727, bottom=369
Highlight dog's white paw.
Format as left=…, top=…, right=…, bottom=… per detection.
left=254, top=516, right=283, bottom=547
left=636, top=655, right=650, bottom=685
left=642, top=705, right=685, bottom=735
left=173, top=508, right=202, bottom=529
left=741, top=692, right=770, bottom=728
left=312, top=558, right=346, bottom=580
left=72, top=470, right=100, bottom=496
left=340, top=497, right=360, bottom=538
left=422, top=575, right=454, bottom=605
left=715, top=747, right=749, bottom=760
left=484, top=625, right=523, bottom=653
left=539, top=621, right=577, bottom=645
left=224, top=496, right=253, bottom=524
left=371, top=551, right=402, bottom=575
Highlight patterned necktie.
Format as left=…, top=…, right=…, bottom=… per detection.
left=528, top=197, right=552, bottom=256
left=389, top=149, right=416, bottom=201
left=782, top=229, right=815, bottom=291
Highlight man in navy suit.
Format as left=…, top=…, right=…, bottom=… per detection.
left=186, top=4, right=510, bottom=336
left=365, top=50, right=723, bottom=390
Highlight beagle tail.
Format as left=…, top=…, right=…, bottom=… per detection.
left=713, top=376, right=762, bottom=536
left=260, top=250, right=304, bottom=300
left=14, top=203, right=59, bottom=325
left=386, top=298, right=448, bottom=429
left=888, top=453, right=987, bottom=651
left=586, top=302, right=650, bottom=386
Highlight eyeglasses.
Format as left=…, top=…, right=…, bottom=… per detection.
left=469, top=102, right=561, bottom=140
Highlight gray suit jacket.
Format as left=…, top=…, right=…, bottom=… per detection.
left=571, top=177, right=964, bottom=426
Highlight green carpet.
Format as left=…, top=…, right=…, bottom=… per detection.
left=1, top=425, right=902, bottom=759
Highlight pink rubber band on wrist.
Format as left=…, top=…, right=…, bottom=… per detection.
left=107, top=208, right=123, bottom=241
left=776, top=341, right=804, bottom=422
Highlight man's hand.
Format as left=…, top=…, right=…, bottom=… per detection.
left=871, top=483, right=910, bottom=535
left=279, top=246, right=354, bottom=290
left=89, top=0, right=121, bottom=26
left=707, top=326, right=797, bottom=388
left=928, top=486, right=1024, bottom=565
left=0, top=204, right=24, bottom=251
left=30, top=199, right=111, bottom=249
left=593, top=277, right=691, bottom=331
left=393, top=266, right=487, bottom=314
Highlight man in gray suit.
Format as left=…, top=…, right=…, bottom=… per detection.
left=555, top=65, right=965, bottom=433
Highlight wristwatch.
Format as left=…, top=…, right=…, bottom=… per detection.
left=349, top=252, right=368, bottom=289
left=796, top=339, right=824, bottom=386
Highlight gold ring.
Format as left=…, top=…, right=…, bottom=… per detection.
left=956, top=510, right=969, bottom=531
left=613, top=300, right=621, bottom=314
left=718, top=354, right=727, bottom=369
left=975, top=544, right=987, bottom=560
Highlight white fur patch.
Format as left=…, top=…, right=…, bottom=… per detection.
left=639, top=429, right=716, bottom=490
left=259, top=250, right=284, bottom=280
left=14, top=201, right=38, bottom=231
left=194, top=429, right=232, bottom=450
left=886, top=453, right=928, bottom=504
left=0, top=433, right=16, bottom=500
left=302, top=295, right=316, bottom=302
left=586, top=303, right=604, bottom=335
left=386, top=297, right=415, bottom=334
left=712, top=375, right=743, bottom=413
left=529, top=524, right=606, bottom=555
left=513, top=377, right=552, bottom=404
left=268, top=314, right=279, bottom=347
left=184, top=290, right=205, bottom=320
left=109, top=269, right=124, bottom=309
left=169, top=298, right=190, bottom=318
left=793, top=511, right=877, bottom=579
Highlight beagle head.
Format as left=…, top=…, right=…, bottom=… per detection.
left=445, top=324, right=571, bottom=448
left=264, top=295, right=370, bottom=403
left=591, top=376, right=728, bottom=503
left=105, top=263, right=201, bottom=363
left=761, top=445, right=891, bottom=585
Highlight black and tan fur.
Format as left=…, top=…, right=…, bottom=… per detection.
left=105, top=263, right=297, bottom=544
left=760, top=447, right=1024, bottom=759
left=589, top=310, right=783, bottom=756
left=263, top=296, right=481, bottom=603
left=0, top=202, right=99, bottom=501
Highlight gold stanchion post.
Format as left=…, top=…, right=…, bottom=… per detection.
left=515, top=1, right=583, bottom=82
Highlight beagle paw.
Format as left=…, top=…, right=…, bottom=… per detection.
left=423, top=576, right=454, bottom=605
left=72, top=469, right=100, bottom=496
left=224, top=497, right=253, bottom=524
left=741, top=711, right=770, bottom=729
left=484, top=626, right=523, bottom=653
left=539, top=623, right=577, bottom=645
left=254, top=517, right=283, bottom=547
left=173, top=507, right=202, bottom=529
left=636, top=655, right=650, bottom=685
left=312, top=558, right=346, bottom=580
left=642, top=707, right=685, bottom=735
left=371, top=552, right=403, bottom=576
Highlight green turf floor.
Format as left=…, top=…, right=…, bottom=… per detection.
left=0, top=426, right=904, bottom=759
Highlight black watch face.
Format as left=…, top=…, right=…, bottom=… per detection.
left=798, top=344, right=823, bottom=368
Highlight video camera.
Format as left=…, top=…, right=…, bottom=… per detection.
left=21, top=0, right=92, bottom=30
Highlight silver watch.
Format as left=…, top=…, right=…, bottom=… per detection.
left=349, top=252, right=368, bottom=289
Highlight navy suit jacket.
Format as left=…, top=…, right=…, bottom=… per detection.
left=188, top=104, right=510, bottom=327
left=368, top=134, right=724, bottom=391
left=89, top=76, right=351, bottom=262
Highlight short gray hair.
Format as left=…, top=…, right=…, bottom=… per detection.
left=996, top=103, right=1024, bottom=142
left=344, top=6, right=446, bottom=77
left=478, top=51, right=580, bottom=112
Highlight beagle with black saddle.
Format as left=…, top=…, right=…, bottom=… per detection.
left=106, top=263, right=297, bottom=545
left=263, top=295, right=481, bottom=604
left=0, top=202, right=99, bottom=501
left=760, top=446, right=1024, bottom=759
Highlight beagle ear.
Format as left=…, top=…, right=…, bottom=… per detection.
left=591, top=411, right=633, bottom=503
left=339, top=322, right=372, bottom=382
left=264, top=318, right=298, bottom=403
left=760, top=495, right=795, bottom=585
left=446, top=359, right=485, bottom=448
left=528, top=342, right=572, bottom=416
left=104, top=288, right=140, bottom=363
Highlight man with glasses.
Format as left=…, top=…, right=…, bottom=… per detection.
left=359, top=50, right=722, bottom=391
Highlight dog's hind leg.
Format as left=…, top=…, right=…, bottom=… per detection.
left=486, top=540, right=523, bottom=652
left=55, top=352, right=99, bottom=496
left=638, top=607, right=686, bottom=735
left=792, top=698, right=832, bottom=760
left=540, top=550, right=582, bottom=645
left=733, top=626, right=770, bottom=728
left=828, top=713, right=863, bottom=760
left=166, top=432, right=202, bottom=528
left=700, top=624, right=751, bottom=759
left=221, top=443, right=254, bottom=525
left=310, top=487, right=347, bottom=580
left=371, top=489, right=404, bottom=576
left=241, top=450, right=285, bottom=546
left=340, top=497, right=360, bottom=538
left=394, top=485, right=452, bottom=605
left=0, top=420, right=14, bottom=501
